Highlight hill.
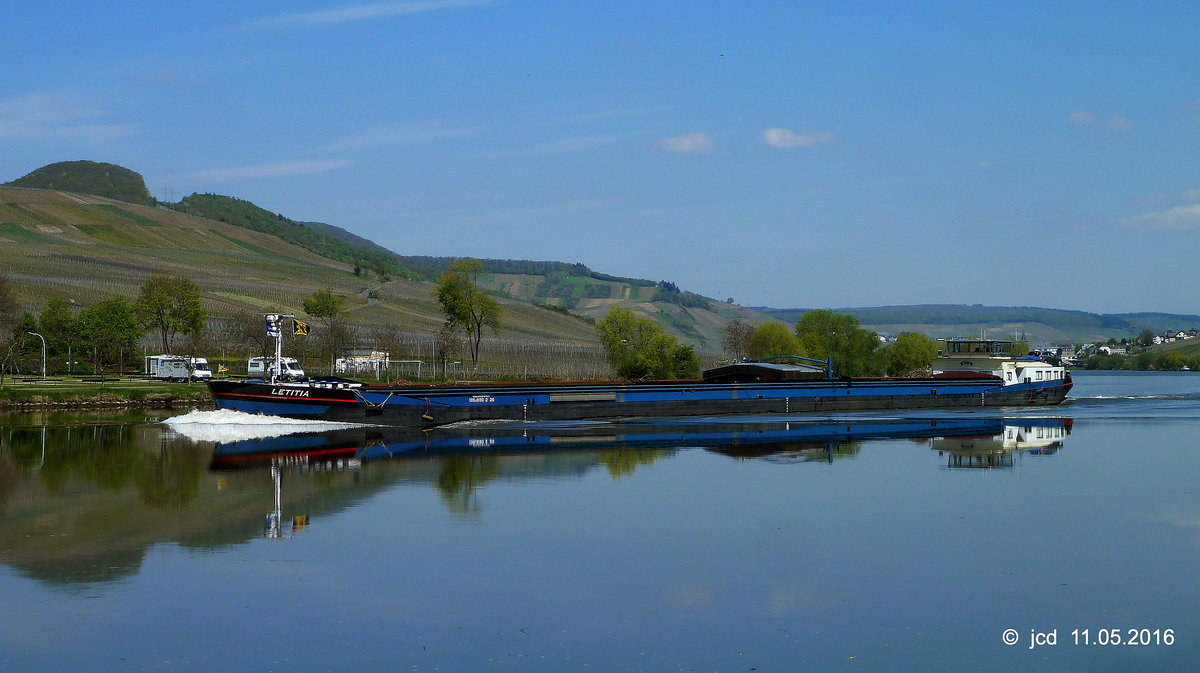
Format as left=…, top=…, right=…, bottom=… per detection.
left=6, top=161, right=154, bottom=206
left=4, top=162, right=769, bottom=351
left=173, top=193, right=412, bottom=280
left=163, top=195, right=759, bottom=347
left=0, top=186, right=602, bottom=374
left=4, top=161, right=1188, bottom=353
left=759, top=305, right=1200, bottom=344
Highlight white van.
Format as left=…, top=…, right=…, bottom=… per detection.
left=189, top=358, right=213, bottom=380
left=248, top=356, right=306, bottom=381
left=147, top=355, right=212, bottom=381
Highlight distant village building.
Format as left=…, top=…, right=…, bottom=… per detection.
left=1032, top=345, right=1075, bottom=360
left=1147, top=328, right=1199, bottom=346
left=1158, top=330, right=1190, bottom=344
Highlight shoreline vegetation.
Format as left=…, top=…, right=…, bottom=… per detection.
left=1079, top=351, right=1200, bottom=371
left=0, top=377, right=213, bottom=411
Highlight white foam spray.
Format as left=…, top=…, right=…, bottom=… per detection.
left=163, top=409, right=368, bottom=442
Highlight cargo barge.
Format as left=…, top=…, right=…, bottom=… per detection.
left=207, top=339, right=1071, bottom=428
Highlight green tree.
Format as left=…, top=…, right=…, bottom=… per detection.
left=795, top=309, right=882, bottom=376
left=1158, top=351, right=1187, bottom=371
left=671, top=344, right=701, bottom=379
left=74, top=296, right=143, bottom=380
left=15, top=312, right=39, bottom=374
left=883, top=332, right=938, bottom=376
left=39, top=297, right=74, bottom=371
left=1131, top=351, right=1154, bottom=370
left=303, top=288, right=347, bottom=375
left=1137, top=329, right=1156, bottom=348
left=746, top=322, right=801, bottom=359
left=596, top=307, right=699, bottom=379
left=133, top=275, right=206, bottom=355
left=433, top=260, right=501, bottom=371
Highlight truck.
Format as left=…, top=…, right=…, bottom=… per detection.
left=247, top=356, right=305, bottom=381
left=146, top=355, right=212, bottom=381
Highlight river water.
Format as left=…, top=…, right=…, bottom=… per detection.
left=1, top=371, right=1197, bottom=672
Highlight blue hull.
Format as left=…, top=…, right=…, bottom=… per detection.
left=208, top=373, right=1071, bottom=428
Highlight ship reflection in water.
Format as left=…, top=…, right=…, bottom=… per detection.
left=0, top=413, right=1074, bottom=583
left=202, top=415, right=1072, bottom=537
left=932, top=419, right=1071, bottom=469
left=206, top=416, right=1072, bottom=470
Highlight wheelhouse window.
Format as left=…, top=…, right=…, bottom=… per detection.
left=944, top=340, right=1014, bottom=356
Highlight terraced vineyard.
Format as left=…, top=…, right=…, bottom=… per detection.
left=0, top=187, right=602, bottom=364
left=1, top=186, right=779, bottom=361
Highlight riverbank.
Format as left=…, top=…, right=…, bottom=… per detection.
left=0, top=377, right=215, bottom=411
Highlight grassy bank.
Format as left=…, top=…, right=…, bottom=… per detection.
left=0, top=376, right=213, bottom=411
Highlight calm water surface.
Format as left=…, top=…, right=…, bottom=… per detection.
left=1, top=371, right=1198, bottom=672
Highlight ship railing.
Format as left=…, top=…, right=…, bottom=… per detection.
left=754, top=355, right=835, bottom=379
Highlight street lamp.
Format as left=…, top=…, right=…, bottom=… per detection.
left=27, top=332, right=46, bottom=379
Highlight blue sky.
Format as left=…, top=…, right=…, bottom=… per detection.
left=5, top=1, right=1200, bottom=314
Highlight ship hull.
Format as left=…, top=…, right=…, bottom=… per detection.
left=207, top=374, right=1071, bottom=428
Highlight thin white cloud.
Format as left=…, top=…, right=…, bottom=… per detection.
left=247, top=0, right=493, bottom=29
left=1130, top=204, right=1200, bottom=229
left=557, top=106, right=674, bottom=126
left=1184, top=188, right=1200, bottom=202
left=0, top=90, right=135, bottom=142
left=1068, top=110, right=1131, bottom=131
left=1067, top=110, right=1095, bottom=126
left=658, top=133, right=714, bottom=154
left=762, top=128, right=837, bottom=148
left=322, top=122, right=480, bottom=152
left=510, top=134, right=631, bottom=156
left=179, top=159, right=352, bottom=183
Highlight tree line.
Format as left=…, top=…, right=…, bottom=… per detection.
left=590, top=307, right=948, bottom=380
left=0, top=274, right=208, bottom=383
left=0, top=268, right=962, bottom=386
left=0, top=262, right=510, bottom=383
left=720, top=309, right=940, bottom=377
left=1082, top=351, right=1200, bottom=371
